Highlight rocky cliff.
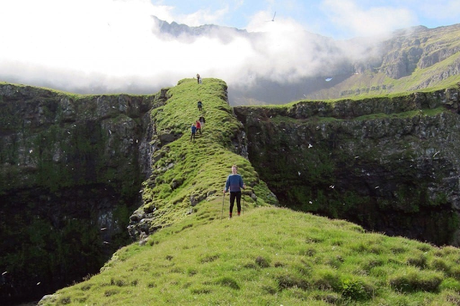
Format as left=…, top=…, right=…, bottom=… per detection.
left=235, top=87, right=460, bottom=246
left=0, top=84, right=166, bottom=304
left=378, top=25, right=460, bottom=80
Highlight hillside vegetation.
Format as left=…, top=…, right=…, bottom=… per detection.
left=42, top=207, right=460, bottom=305
left=40, top=79, right=460, bottom=305
left=128, top=78, right=276, bottom=236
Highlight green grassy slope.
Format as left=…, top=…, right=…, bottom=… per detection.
left=39, top=79, right=460, bottom=305
left=133, top=78, right=276, bottom=232
left=42, top=207, right=460, bottom=305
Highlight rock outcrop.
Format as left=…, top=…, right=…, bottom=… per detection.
left=235, top=87, right=460, bottom=246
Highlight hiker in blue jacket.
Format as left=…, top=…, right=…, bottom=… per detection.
left=223, top=165, right=246, bottom=218
left=190, top=123, right=197, bottom=141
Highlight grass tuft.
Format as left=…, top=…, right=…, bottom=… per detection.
left=255, top=256, right=270, bottom=268
left=389, top=268, right=443, bottom=292
left=214, top=276, right=240, bottom=290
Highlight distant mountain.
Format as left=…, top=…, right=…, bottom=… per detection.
left=237, top=23, right=460, bottom=104
left=152, top=16, right=248, bottom=43
left=153, top=17, right=460, bottom=104
left=309, top=24, right=460, bottom=101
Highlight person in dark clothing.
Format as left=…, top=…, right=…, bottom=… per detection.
left=197, top=74, right=201, bottom=84
left=190, top=123, right=197, bottom=141
left=197, top=100, right=203, bottom=111
left=199, top=116, right=205, bottom=130
left=223, top=165, right=246, bottom=218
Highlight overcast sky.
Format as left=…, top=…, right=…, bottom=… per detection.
left=0, top=0, right=459, bottom=95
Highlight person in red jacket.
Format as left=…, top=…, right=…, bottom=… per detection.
left=195, top=120, right=202, bottom=135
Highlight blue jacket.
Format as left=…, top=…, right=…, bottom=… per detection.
left=225, top=174, right=244, bottom=192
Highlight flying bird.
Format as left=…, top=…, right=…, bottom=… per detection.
left=266, top=11, right=277, bottom=22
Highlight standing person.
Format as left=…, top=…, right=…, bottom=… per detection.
left=196, top=120, right=202, bottom=135
left=223, top=165, right=246, bottom=218
left=199, top=116, right=205, bottom=130
left=190, top=123, right=197, bottom=141
left=196, top=74, right=201, bottom=84
left=197, top=100, right=203, bottom=111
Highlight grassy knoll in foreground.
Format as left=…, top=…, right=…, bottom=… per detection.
left=42, top=206, right=460, bottom=305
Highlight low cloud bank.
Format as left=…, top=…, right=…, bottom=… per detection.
left=0, top=0, right=401, bottom=99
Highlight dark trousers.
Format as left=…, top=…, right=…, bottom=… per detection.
left=229, top=191, right=241, bottom=214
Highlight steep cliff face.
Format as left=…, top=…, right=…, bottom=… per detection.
left=379, top=25, right=460, bottom=79
left=235, top=88, right=460, bottom=246
left=0, top=84, right=165, bottom=304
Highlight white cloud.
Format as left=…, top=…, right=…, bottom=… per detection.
left=150, top=1, right=231, bottom=26
left=320, top=0, right=417, bottom=38
left=178, top=6, right=230, bottom=26
left=244, top=11, right=334, bottom=83
left=0, top=0, right=402, bottom=98
left=0, top=0, right=187, bottom=92
left=1, top=0, right=324, bottom=93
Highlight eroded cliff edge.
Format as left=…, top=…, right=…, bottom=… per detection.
left=0, top=84, right=167, bottom=304
left=235, top=88, right=460, bottom=246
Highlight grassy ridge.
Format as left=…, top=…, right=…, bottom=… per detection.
left=39, top=79, right=460, bottom=305
left=42, top=207, right=460, bottom=305
left=137, top=78, right=276, bottom=231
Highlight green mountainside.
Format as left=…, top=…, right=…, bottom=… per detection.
left=307, top=24, right=460, bottom=101
left=38, top=79, right=460, bottom=305
left=228, top=24, right=460, bottom=105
